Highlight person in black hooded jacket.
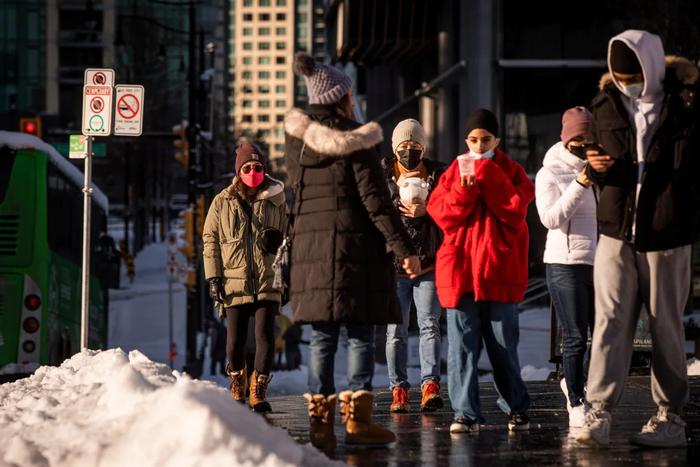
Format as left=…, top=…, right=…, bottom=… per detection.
left=285, top=52, right=420, bottom=448
left=576, top=29, right=700, bottom=450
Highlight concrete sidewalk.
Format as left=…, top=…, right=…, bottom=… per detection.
left=267, top=376, right=700, bottom=466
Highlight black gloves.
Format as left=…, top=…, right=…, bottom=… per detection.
left=208, top=277, right=225, bottom=304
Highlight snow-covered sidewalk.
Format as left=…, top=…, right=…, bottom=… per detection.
left=0, top=349, right=340, bottom=467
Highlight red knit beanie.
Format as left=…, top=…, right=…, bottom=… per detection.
left=234, top=143, right=265, bottom=174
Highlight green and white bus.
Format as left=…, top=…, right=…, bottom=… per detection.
left=0, top=131, right=111, bottom=378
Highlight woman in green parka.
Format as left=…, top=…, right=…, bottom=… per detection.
left=202, top=143, right=288, bottom=413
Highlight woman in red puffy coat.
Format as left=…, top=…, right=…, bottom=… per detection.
left=427, top=109, right=535, bottom=434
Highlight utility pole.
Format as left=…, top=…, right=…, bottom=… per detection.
left=185, top=2, right=200, bottom=377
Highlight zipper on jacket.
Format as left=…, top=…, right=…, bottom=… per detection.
left=566, top=220, right=572, bottom=255
left=243, top=199, right=258, bottom=298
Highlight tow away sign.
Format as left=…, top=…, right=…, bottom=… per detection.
left=114, top=85, right=144, bottom=136
left=82, top=84, right=113, bottom=136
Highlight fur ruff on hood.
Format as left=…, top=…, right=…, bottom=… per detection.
left=284, top=108, right=383, bottom=156
left=599, top=55, right=699, bottom=91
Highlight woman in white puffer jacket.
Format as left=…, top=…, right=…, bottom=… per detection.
left=535, top=107, right=597, bottom=428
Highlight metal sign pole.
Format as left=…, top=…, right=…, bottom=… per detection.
left=168, top=276, right=174, bottom=368
left=80, top=136, right=94, bottom=350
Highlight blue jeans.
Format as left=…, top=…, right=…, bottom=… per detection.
left=308, top=322, right=375, bottom=395
left=546, top=263, right=594, bottom=407
left=386, top=271, right=442, bottom=389
left=447, top=294, right=530, bottom=421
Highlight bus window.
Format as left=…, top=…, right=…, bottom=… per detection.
left=0, top=147, right=17, bottom=203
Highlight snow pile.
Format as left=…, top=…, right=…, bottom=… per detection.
left=688, top=358, right=700, bottom=376
left=0, top=349, right=339, bottom=467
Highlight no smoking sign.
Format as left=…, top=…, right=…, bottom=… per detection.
left=82, top=84, right=113, bottom=136
left=114, top=85, right=144, bottom=136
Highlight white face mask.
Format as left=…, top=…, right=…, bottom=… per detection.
left=469, top=148, right=494, bottom=159
left=621, top=82, right=644, bottom=99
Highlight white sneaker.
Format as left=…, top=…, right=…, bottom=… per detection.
left=569, top=402, right=590, bottom=428
left=575, top=409, right=611, bottom=447
left=560, top=378, right=571, bottom=409
left=450, top=417, right=480, bottom=433
left=630, top=408, right=687, bottom=448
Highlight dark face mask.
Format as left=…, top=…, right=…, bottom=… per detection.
left=568, top=144, right=587, bottom=159
left=397, top=149, right=423, bottom=170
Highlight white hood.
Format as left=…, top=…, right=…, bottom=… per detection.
left=607, top=29, right=666, bottom=102
left=542, top=142, right=587, bottom=173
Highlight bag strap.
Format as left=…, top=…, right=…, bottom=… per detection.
left=286, top=142, right=306, bottom=237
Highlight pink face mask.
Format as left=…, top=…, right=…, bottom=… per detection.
left=240, top=163, right=265, bottom=188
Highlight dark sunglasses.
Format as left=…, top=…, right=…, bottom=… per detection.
left=241, top=163, right=263, bottom=174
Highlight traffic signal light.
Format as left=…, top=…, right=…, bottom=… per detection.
left=195, top=194, right=206, bottom=236
left=179, top=208, right=195, bottom=259
left=19, top=117, right=42, bottom=138
left=172, top=120, right=189, bottom=168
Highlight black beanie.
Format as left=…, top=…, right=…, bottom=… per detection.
left=465, top=108, right=499, bottom=137
left=610, top=40, right=642, bottom=74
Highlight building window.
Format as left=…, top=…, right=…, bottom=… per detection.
left=298, top=0, right=307, bottom=6
left=276, top=0, right=287, bottom=6
left=259, top=71, right=270, bottom=79
left=274, top=143, right=285, bottom=151
left=275, top=99, right=286, bottom=108
left=259, top=27, right=270, bottom=35
left=276, top=27, right=286, bottom=35
left=243, top=0, right=253, bottom=6
left=275, top=42, right=286, bottom=50
left=242, top=42, right=253, bottom=50
left=242, top=115, right=253, bottom=122
left=275, top=56, right=286, bottom=64
left=242, top=71, right=252, bottom=79
left=243, top=13, right=253, bottom=21
left=276, top=114, right=285, bottom=122
left=275, top=71, right=286, bottom=79
left=259, top=115, right=270, bottom=122
left=259, top=0, right=270, bottom=5
left=259, top=100, right=270, bottom=108
left=242, top=57, right=253, bottom=64
left=259, top=85, right=270, bottom=93
left=259, top=42, right=270, bottom=50
left=242, top=85, right=253, bottom=93
left=297, top=25, right=308, bottom=40
left=276, top=13, right=286, bottom=21
left=297, top=13, right=307, bottom=23
left=242, top=129, right=254, bottom=137
left=275, top=127, right=285, bottom=137
left=243, top=100, right=253, bottom=108
left=275, top=85, right=286, bottom=93
left=260, top=13, right=270, bottom=21
left=243, top=27, right=253, bottom=36
left=259, top=56, right=271, bottom=64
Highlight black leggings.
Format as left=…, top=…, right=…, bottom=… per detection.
left=225, top=301, right=277, bottom=375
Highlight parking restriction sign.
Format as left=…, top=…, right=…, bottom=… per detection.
left=82, top=85, right=113, bottom=136
left=84, top=68, right=115, bottom=87
left=114, top=85, right=144, bottom=136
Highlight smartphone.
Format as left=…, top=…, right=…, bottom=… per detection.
left=582, top=141, right=606, bottom=156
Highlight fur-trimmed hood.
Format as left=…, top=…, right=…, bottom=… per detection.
left=284, top=108, right=383, bottom=156
left=599, top=54, right=699, bottom=91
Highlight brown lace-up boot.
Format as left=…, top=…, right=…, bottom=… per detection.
left=226, top=363, right=247, bottom=403
left=343, top=390, right=396, bottom=446
left=304, top=393, right=337, bottom=450
left=248, top=371, right=272, bottom=413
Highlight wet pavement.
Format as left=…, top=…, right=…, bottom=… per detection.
left=267, top=376, right=700, bottom=466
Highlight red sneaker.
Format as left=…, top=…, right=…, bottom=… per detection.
left=390, top=386, right=410, bottom=413
left=420, top=380, right=444, bottom=412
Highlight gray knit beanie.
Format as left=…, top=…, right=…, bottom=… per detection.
left=293, top=52, right=353, bottom=105
left=391, top=119, right=426, bottom=153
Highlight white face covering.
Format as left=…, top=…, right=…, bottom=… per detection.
left=469, top=148, right=495, bottom=159
left=621, top=82, right=644, bottom=99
